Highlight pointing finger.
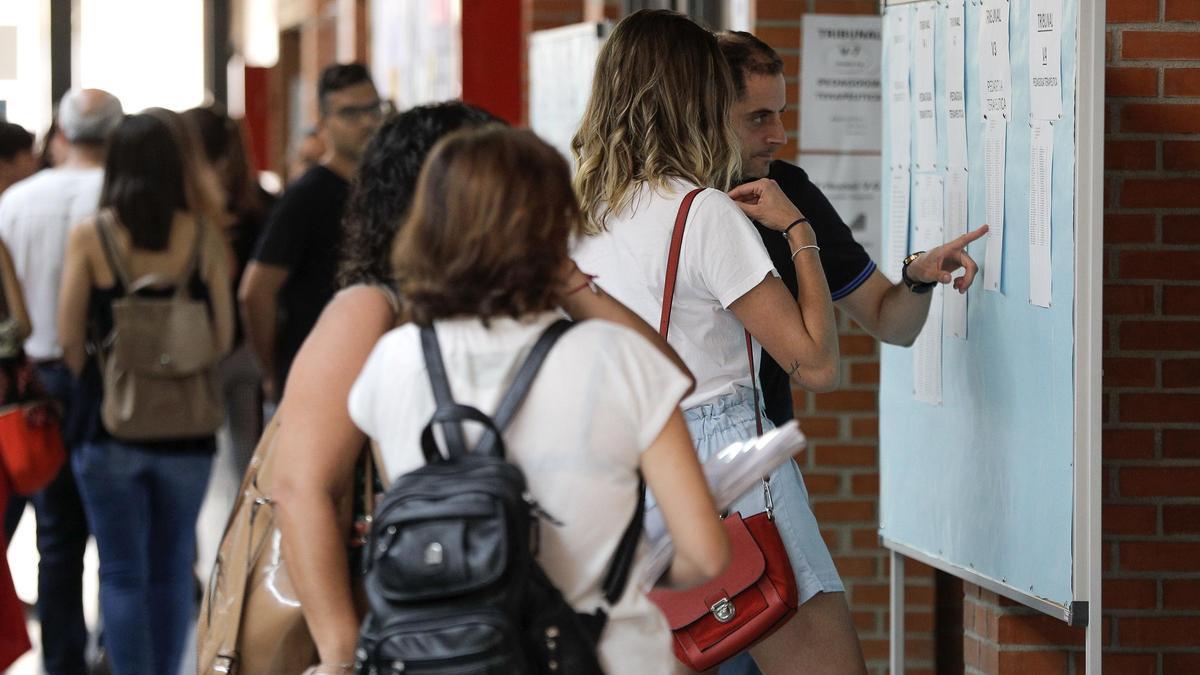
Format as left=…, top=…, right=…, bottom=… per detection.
left=951, top=224, right=990, bottom=249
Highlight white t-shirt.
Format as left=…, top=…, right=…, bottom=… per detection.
left=348, top=312, right=690, bottom=673
left=0, top=167, right=103, bottom=360
left=573, top=178, right=778, bottom=409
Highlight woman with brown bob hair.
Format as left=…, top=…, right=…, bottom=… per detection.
left=572, top=9, right=865, bottom=675
left=347, top=126, right=729, bottom=673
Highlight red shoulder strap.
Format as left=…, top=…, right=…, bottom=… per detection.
left=658, top=187, right=762, bottom=436
left=658, top=188, right=705, bottom=338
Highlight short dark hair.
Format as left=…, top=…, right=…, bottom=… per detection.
left=99, top=114, right=187, bottom=251
left=717, top=31, right=784, bottom=99
left=392, top=127, right=580, bottom=325
left=318, top=63, right=374, bottom=115
left=0, top=122, right=34, bottom=161
left=338, top=101, right=502, bottom=288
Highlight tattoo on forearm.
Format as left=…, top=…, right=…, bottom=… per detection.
left=787, top=360, right=803, bottom=380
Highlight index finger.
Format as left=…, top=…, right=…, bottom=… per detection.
left=949, top=224, right=990, bottom=249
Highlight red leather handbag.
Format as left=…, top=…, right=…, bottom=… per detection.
left=647, top=188, right=799, bottom=671
left=0, top=401, right=65, bottom=496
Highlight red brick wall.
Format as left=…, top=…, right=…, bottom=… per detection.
left=1099, top=0, right=1200, bottom=671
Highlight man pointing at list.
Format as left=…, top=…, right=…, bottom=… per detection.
left=719, top=30, right=990, bottom=428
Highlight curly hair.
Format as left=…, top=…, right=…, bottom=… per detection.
left=337, top=102, right=501, bottom=288
left=391, top=127, right=580, bottom=326
left=571, top=10, right=741, bottom=234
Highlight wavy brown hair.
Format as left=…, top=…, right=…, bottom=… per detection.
left=571, top=9, right=741, bottom=234
left=391, top=127, right=580, bottom=325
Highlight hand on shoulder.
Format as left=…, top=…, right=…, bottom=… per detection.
left=726, top=178, right=805, bottom=232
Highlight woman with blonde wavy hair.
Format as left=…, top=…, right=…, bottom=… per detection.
left=572, top=9, right=867, bottom=674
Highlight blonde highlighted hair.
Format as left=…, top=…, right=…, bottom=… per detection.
left=571, top=10, right=742, bottom=234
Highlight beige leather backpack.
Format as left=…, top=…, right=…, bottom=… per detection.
left=95, top=211, right=223, bottom=441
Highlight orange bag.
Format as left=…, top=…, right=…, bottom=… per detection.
left=0, top=402, right=66, bottom=495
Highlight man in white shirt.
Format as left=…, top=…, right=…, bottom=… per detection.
left=0, top=88, right=122, bottom=675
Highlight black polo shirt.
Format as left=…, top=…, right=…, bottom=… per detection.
left=754, top=160, right=876, bottom=426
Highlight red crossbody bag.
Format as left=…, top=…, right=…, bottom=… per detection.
left=647, top=188, right=800, bottom=671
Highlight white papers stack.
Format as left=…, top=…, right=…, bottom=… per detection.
left=638, top=421, right=808, bottom=590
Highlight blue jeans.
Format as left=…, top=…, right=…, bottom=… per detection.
left=72, top=438, right=212, bottom=675
left=34, top=362, right=91, bottom=675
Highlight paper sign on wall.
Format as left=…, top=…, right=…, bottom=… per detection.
left=885, top=168, right=912, bottom=282
left=800, top=154, right=885, bottom=264
left=979, top=0, right=1012, bottom=121
left=912, top=4, right=937, bottom=171
left=885, top=7, right=912, bottom=168
left=983, top=119, right=1007, bottom=292
left=944, top=0, right=968, bottom=170
left=944, top=168, right=969, bottom=338
left=913, top=174, right=944, bottom=405
left=1029, top=121, right=1054, bottom=307
left=799, top=16, right=883, bottom=153
left=1029, top=0, right=1064, bottom=120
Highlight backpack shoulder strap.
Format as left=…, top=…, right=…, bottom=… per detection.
left=474, top=319, right=575, bottom=457
left=420, top=325, right=468, bottom=458
left=96, top=210, right=133, bottom=293
left=600, top=474, right=645, bottom=605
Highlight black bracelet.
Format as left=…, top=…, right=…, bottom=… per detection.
left=782, top=217, right=809, bottom=238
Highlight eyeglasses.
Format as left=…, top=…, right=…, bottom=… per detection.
left=331, top=100, right=386, bottom=121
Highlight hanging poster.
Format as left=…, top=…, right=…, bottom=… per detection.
left=370, top=0, right=461, bottom=111
left=800, top=154, right=884, bottom=264
left=979, top=0, right=1012, bottom=121
left=884, top=7, right=912, bottom=168
left=912, top=3, right=937, bottom=171
left=799, top=15, right=883, bottom=153
left=1029, top=0, right=1064, bottom=120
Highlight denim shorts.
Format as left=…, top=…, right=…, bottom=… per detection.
left=684, top=386, right=844, bottom=604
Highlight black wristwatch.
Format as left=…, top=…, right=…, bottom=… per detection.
left=901, top=251, right=936, bottom=294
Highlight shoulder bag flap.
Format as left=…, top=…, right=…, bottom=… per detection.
left=648, top=513, right=766, bottom=628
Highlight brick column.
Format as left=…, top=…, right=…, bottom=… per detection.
left=1100, top=0, right=1200, bottom=671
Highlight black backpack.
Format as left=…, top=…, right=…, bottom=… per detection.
left=356, top=320, right=644, bottom=675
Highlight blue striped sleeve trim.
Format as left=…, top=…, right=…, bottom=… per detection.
left=830, top=261, right=877, bottom=301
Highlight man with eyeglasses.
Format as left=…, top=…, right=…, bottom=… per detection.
left=240, top=63, right=384, bottom=403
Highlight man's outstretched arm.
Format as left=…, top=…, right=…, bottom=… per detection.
left=837, top=225, right=989, bottom=347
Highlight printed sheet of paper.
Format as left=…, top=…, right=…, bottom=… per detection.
left=799, top=16, right=884, bottom=153
left=885, top=6, right=912, bottom=168
left=1029, top=0, right=1064, bottom=120
left=979, top=0, right=1012, bottom=121
left=912, top=3, right=937, bottom=171
left=1029, top=121, right=1053, bottom=307
left=913, top=175, right=944, bottom=405
left=944, top=168, right=969, bottom=338
left=983, top=119, right=1007, bottom=292
left=944, top=0, right=968, bottom=169
left=885, top=168, right=912, bottom=282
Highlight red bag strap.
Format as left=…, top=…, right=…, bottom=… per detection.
left=659, top=187, right=762, bottom=437
left=658, top=188, right=704, bottom=337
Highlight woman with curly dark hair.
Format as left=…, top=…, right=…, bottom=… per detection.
left=260, top=102, right=498, bottom=673
left=336, top=103, right=496, bottom=288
